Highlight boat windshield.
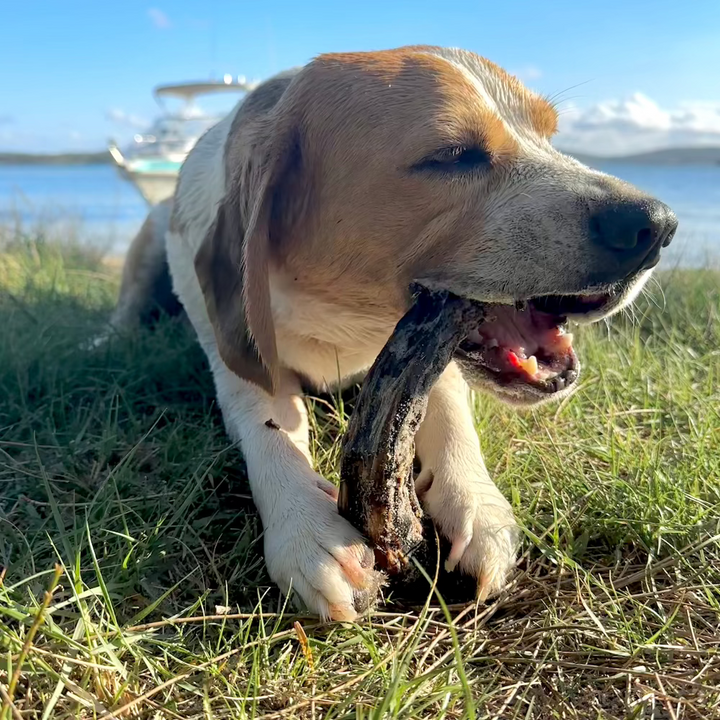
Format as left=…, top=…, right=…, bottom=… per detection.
left=133, top=115, right=221, bottom=153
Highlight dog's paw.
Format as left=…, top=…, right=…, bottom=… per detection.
left=417, top=464, right=519, bottom=600
left=262, top=478, right=384, bottom=621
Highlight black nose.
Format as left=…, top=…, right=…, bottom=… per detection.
left=589, top=199, right=678, bottom=268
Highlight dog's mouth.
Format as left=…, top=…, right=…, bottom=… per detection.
left=454, top=292, right=613, bottom=398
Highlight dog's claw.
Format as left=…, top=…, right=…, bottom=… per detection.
left=476, top=568, right=492, bottom=603
left=328, top=603, right=358, bottom=622
left=444, top=533, right=472, bottom=573
left=335, top=547, right=382, bottom=591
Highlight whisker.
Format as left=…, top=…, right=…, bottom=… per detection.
left=545, top=79, right=594, bottom=108
left=648, top=275, right=667, bottom=311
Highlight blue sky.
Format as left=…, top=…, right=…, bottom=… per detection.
left=3, top=0, right=720, bottom=154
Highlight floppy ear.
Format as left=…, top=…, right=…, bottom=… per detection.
left=194, top=120, right=297, bottom=396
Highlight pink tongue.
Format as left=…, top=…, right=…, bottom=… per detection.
left=470, top=306, right=575, bottom=380
left=507, top=350, right=524, bottom=369
left=478, top=305, right=548, bottom=355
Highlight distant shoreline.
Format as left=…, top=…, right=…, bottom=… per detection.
left=567, top=146, right=720, bottom=167
left=2, top=146, right=720, bottom=167
left=0, top=151, right=111, bottom=166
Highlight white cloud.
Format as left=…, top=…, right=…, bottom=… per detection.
left=106, top=108, right=148, bottom=129
left=147, top=8, right=170, bottom=29
left=556, top=93, right=720, bottom=156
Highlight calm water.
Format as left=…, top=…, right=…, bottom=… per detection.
left=1, top=163, right=719, bottom=264
left=0, top=165, right=146, bottom=254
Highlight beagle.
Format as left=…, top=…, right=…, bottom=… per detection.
left=110, top=46, right=677, bottom=621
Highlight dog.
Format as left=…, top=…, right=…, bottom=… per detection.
left=108, top=46, right=677, bottom=621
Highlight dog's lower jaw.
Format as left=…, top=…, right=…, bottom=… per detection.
left=461, top=363, right=581, bottom=408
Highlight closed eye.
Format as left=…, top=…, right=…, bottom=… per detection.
left=413, top=146, right=492, bottom=174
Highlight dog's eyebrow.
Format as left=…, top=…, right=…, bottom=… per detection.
left=527, top=96, right=558, bottom=137
left=419, top=50, right=558, bottom=142
left=430, top=111, right=520, bottom=161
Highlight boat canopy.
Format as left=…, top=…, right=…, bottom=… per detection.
left=154, top=78, right=258, bottom=102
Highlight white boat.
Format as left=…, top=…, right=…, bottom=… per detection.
left=109, top=76, right=257, bottom=205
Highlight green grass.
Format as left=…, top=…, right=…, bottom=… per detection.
left=0, top=232, right=719, bottom=719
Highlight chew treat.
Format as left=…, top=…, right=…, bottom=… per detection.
left=337, top=286, right=484, bottom=597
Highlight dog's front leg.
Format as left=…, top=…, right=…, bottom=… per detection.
left=209, top=358, right=381, bottom=621
left=415, top=362, right=519, bottom=599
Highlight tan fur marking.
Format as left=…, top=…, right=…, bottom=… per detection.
left=469, top=54, right=559, bottom=137
left=527, top=96, right=558, bottom=137
left=308, top=49, right=518, bottom=159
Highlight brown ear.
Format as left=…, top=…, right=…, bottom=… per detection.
left=194, top=129, right=295, bottom=394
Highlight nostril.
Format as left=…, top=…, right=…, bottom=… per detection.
left=662, top=223, right=677, bottom=248
left=589, top=199, right=676, bottom=255
left=637, top=227, right=653, bottom=247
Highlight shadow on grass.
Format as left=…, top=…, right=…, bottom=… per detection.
left=0, top=278, right=278, bottom=616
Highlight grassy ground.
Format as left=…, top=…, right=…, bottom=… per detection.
left=0, top=231, right=718, bottom=719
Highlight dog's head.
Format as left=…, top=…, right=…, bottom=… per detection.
left=196, top=46, right=677, bottom=403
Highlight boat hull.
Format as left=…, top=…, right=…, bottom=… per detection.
left=125, top=170, right=179, bottom=205
left=109, top=147, right=183, bottom=205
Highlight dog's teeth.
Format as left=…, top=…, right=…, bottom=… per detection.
left=520, top=355, right=539, bottom=376
left=508, top=351, right=539, bottom=376
left=487, top=338, right=499, bottom=349
left=555, top=332, right=574, bottom=351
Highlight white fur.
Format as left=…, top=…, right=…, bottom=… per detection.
left=269, top=274, right=394, bottom=389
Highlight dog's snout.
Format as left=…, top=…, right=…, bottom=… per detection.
left=588, top=199, right=678, bottom=267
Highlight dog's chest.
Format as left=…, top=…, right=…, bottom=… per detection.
left=269, top=277, right=397, bottom=390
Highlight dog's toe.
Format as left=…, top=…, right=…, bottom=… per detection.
left=263, top=481, right=384, bottom=621
left=422, top=469, right=519, bottom=600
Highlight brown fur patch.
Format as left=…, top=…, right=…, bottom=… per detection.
left=468, top=54, right=559, bottom=137
left=442, top=100, right=519, bottom=160
left=224, top=74, right=295, bottom=180
left=111, top=198, right=180, bottom=329
left=195, top=73, right=310, bottom=395
left=527, top=96, right=559, bottom=137
left=194, top=193, right=278, bottom=395
left=308, top=48, right=519, bottom=159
